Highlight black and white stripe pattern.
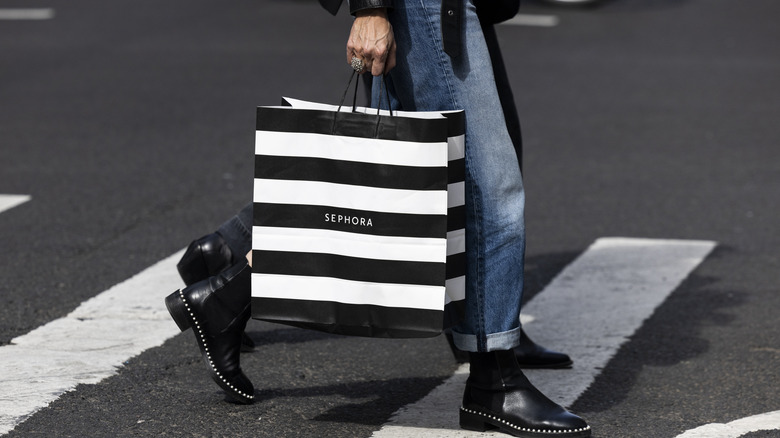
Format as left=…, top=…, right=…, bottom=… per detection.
left=441, top=110, right=466, bottom=329
left=252, top=100, right=464, bottom=338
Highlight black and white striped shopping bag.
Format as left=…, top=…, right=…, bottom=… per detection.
left=251, top=99, right=465, bottom=338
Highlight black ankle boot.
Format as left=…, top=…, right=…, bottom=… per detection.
left=176, top=232, right=256, bottom=352
left=165, top=260, right=255, bottom=404
left=446, top=330, right=573, bottom=369
left=176, top=233, right=233, bottom=287
left=460, top=350, right=590, bottom=437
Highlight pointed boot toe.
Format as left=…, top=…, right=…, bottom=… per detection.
left=192, top=315, right=255, bottom=404
left=514, top=330, right=573, bottom=369
left=240, top=332, right=256, bottom=352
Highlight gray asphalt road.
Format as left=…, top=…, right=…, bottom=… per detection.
left=1, top=0, right=778, bottom=437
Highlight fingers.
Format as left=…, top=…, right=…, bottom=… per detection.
left=372, top=61, right=384, bottom=77
left=346, top=9, right=395, bottom=76
left=347, top=40, right=394, bottom=76
left=384, top=40, right=396, bottom=74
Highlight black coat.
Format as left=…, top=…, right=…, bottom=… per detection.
left=318, top=0, right=395, bottom=16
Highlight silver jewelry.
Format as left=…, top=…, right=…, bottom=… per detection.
left=351, top=56, right=365, bottom=72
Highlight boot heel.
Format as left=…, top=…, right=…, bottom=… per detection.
left=165, top=290, right=192, bottom=332
left=459, top=407, right=495, bottom=432
left=176, top=242, right=208, bottom=287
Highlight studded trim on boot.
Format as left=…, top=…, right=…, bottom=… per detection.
left=460, top=406, right=591, bottom=437
left=173, top=288, right=254, bottom=404
left=165, top=261, right=254, bottom=404
left=460, top=350, right=590, bottom=437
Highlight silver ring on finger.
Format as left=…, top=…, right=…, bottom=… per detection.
left=351, top=56, right=365, bottom=72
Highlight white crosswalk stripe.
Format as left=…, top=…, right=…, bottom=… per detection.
left=0, top=195, right=31, bottom=215
left=0, top=251, right=184, bottom=435
left=676, top=410, right=780, bottom=437
left=501, top=14, right=559, bottom=27
left=0, top=9, right=54, bottom=20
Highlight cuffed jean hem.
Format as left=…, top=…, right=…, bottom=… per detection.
left=216, top=203, right=253, bottom=264
left=451, top=325, right=522, bottom=353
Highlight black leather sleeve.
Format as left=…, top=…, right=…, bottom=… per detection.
left=318, top=0, right=343, bottom=15
left=349, top=0, right=394, bottom=15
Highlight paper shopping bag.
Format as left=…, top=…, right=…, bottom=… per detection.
left=281, top=97, right=466, bottom=330
left=251, top=95, right=464, bottom=338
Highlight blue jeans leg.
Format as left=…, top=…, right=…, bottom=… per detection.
left=375, top=0, right=524, bottom=352
left=217, top=203, right=254, bottom=264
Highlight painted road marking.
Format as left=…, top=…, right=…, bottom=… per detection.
left=675, top=410, right=780, bottom=437
left=372, top=237, right=717, bottom=437
left=0, top=9, right=54, bottom=20
left=502, top=14, right=559, bottom=27
left=0, top=195, right=31, bottom=214
left=0, top=251, right=184, bottom=435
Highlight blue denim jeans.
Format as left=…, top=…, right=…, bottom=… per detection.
left=217, top=203, right=253, bottom=264
left=374, top=0, right=525, bottom=352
